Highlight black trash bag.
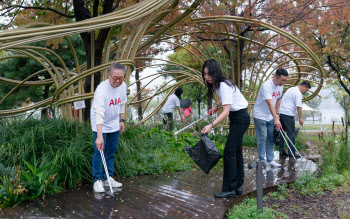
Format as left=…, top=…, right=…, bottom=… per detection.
left=273, top=126, right=281, bottom=146
left=184, top=134, right=222, bottom=174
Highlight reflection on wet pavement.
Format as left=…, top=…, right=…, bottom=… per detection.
left=1, top=147, right=317, bottom=218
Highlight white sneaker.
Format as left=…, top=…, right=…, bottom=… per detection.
left=268, top=161, right=281, bottom=167
left=103, top=177, right=122, bottom=188
left=93, top=180, right=105, bottom=193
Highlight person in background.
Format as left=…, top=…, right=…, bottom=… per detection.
left=90, top=63, right=127, bottom=193
left=183, top=106, right=193, bottom=121
left=162, top=88, right=184, bottom=131
left=253, top=68, right=288, bottom=167
left=201, top=59, right=250, bottom=199
left=279, top=81, right=311, bottom=157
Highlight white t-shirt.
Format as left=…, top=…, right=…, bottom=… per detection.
left=253, top=79, right=283, bottom=121
left=90, top=80, right=127, bottom=133
left=216, top=81, right=248, bottom=111
left=279, top=86, right=303, bottom=116
left=162, top=94, right=180, bottom=113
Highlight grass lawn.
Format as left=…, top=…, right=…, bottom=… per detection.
left=297, top=123, right=345, bottom=131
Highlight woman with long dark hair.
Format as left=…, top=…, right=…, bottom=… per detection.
left=201, top=59, right=250, bottom=198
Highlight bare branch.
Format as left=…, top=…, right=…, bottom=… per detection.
left=3, top=5, right=75, bottom=18
left=337, top=74, right=350, bottom=96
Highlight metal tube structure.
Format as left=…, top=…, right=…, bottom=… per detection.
left=0, top=1, right=325, bottom=123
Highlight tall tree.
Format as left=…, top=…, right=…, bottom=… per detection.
left=291, top=0, right=350, bottom=96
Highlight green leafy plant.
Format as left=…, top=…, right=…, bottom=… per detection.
left=322, top=135, right=350, bottom=173
left=0, top=163, right=15, bottom=179
left=268, top=184, right=288, bottom=200
left=291, top=171, right=349, bottom=195
left=0, top=169, right=26, bottom=208
left=0, top=156, right=57, bottom=209
left=227, top=197, right=287, bottom=219
left=21, top=156, right=57, bottom=198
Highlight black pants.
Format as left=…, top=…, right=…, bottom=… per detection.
left=222, top=108, right=250, bottom=192
left=163, top=113, right=173, bottom=131
left=279, top=114, right=296, bottom=155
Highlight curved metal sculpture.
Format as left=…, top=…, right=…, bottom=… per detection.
left=0, top=0, right=324, bottom=131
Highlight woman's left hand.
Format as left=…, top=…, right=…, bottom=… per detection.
left=202, top=124, right=213, bottom=134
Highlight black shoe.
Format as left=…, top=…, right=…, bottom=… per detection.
left=279, top=151, right=289, bottom=157
left=235, top=186, right=243, bottom=196
left=214, top=191, right=236, bottom=198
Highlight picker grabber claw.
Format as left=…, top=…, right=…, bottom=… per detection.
left=99, top=148, right=114, bottom=197
left=174, top=109, right=217, bottom=137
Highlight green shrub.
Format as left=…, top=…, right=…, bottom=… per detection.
left=0, top=163, right=15, bottom=179
left=0, top=158, right=56, bottom=208
left=227, top=197, right=287, bottom=219
left=115, top=127, right=201, bottom=177
left=291, top=171, right=349, bottom=195
left=0, top=119, right=227, bottom=207
left=0, top=173, right=24, bottom=208
left=322, top=136, right=350, bottom=173
left=243, top=135, right=258, bottom=148
left=0, top=119, right=93, bottom=188
left=268, top=184, right=288, bottom=200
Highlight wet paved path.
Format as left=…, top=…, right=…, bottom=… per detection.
left=1, top=147, right=317, bottom=218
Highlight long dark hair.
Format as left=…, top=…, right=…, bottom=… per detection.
left=174, top=87, right=183, bottom=99
left=201, top=59, right=236, bottom=98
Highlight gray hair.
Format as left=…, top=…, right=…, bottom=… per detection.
left=109, top=63, right=125, bottom=74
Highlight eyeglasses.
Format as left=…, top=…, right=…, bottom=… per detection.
left=110, top=75, right=124, bottom=81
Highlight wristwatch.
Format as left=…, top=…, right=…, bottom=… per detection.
left=119, top=119, right=125, bottom=123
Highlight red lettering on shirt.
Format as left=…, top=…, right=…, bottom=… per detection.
left=272, top=91, right=281, bottom=98
left=109, top=99, right=114, bottom=106
left=109, top=98, right=121, bottom=106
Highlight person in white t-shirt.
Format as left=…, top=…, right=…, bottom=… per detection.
left=90, top=63, right=127, bottom=193
left=162, top=88, right=184, bottom=131
left=253, top=68, right=288, bottom=167
left=279, top=81, right=311, bottom=157
left=201, top=59, right=250, bottom=199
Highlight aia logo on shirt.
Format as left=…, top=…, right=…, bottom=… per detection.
left=109, top=98, right=121, bottom=106
left=272, top=91, right=281, bottom=98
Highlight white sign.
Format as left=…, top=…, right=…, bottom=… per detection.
left=73, top=100, right=86, bottom=110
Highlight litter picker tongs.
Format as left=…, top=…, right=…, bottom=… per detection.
left=174, top=110, right=217, bottom=137
left=279, top=127, right=304, bottom=160
left=99, top=149, right=114, bottom=197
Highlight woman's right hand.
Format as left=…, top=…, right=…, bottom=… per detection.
left=209, top=105, right=218, bottom=115
left=95, top=136, right=104, bottom=150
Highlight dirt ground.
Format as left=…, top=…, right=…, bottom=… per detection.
left=265, top=185, right=350, bottom=218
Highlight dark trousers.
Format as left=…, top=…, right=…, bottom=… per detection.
left=222, top=109, right=250, bottom=192
left=279, top=114, right=296, bottom=155
left=163, top=113, right=173, bottom=131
